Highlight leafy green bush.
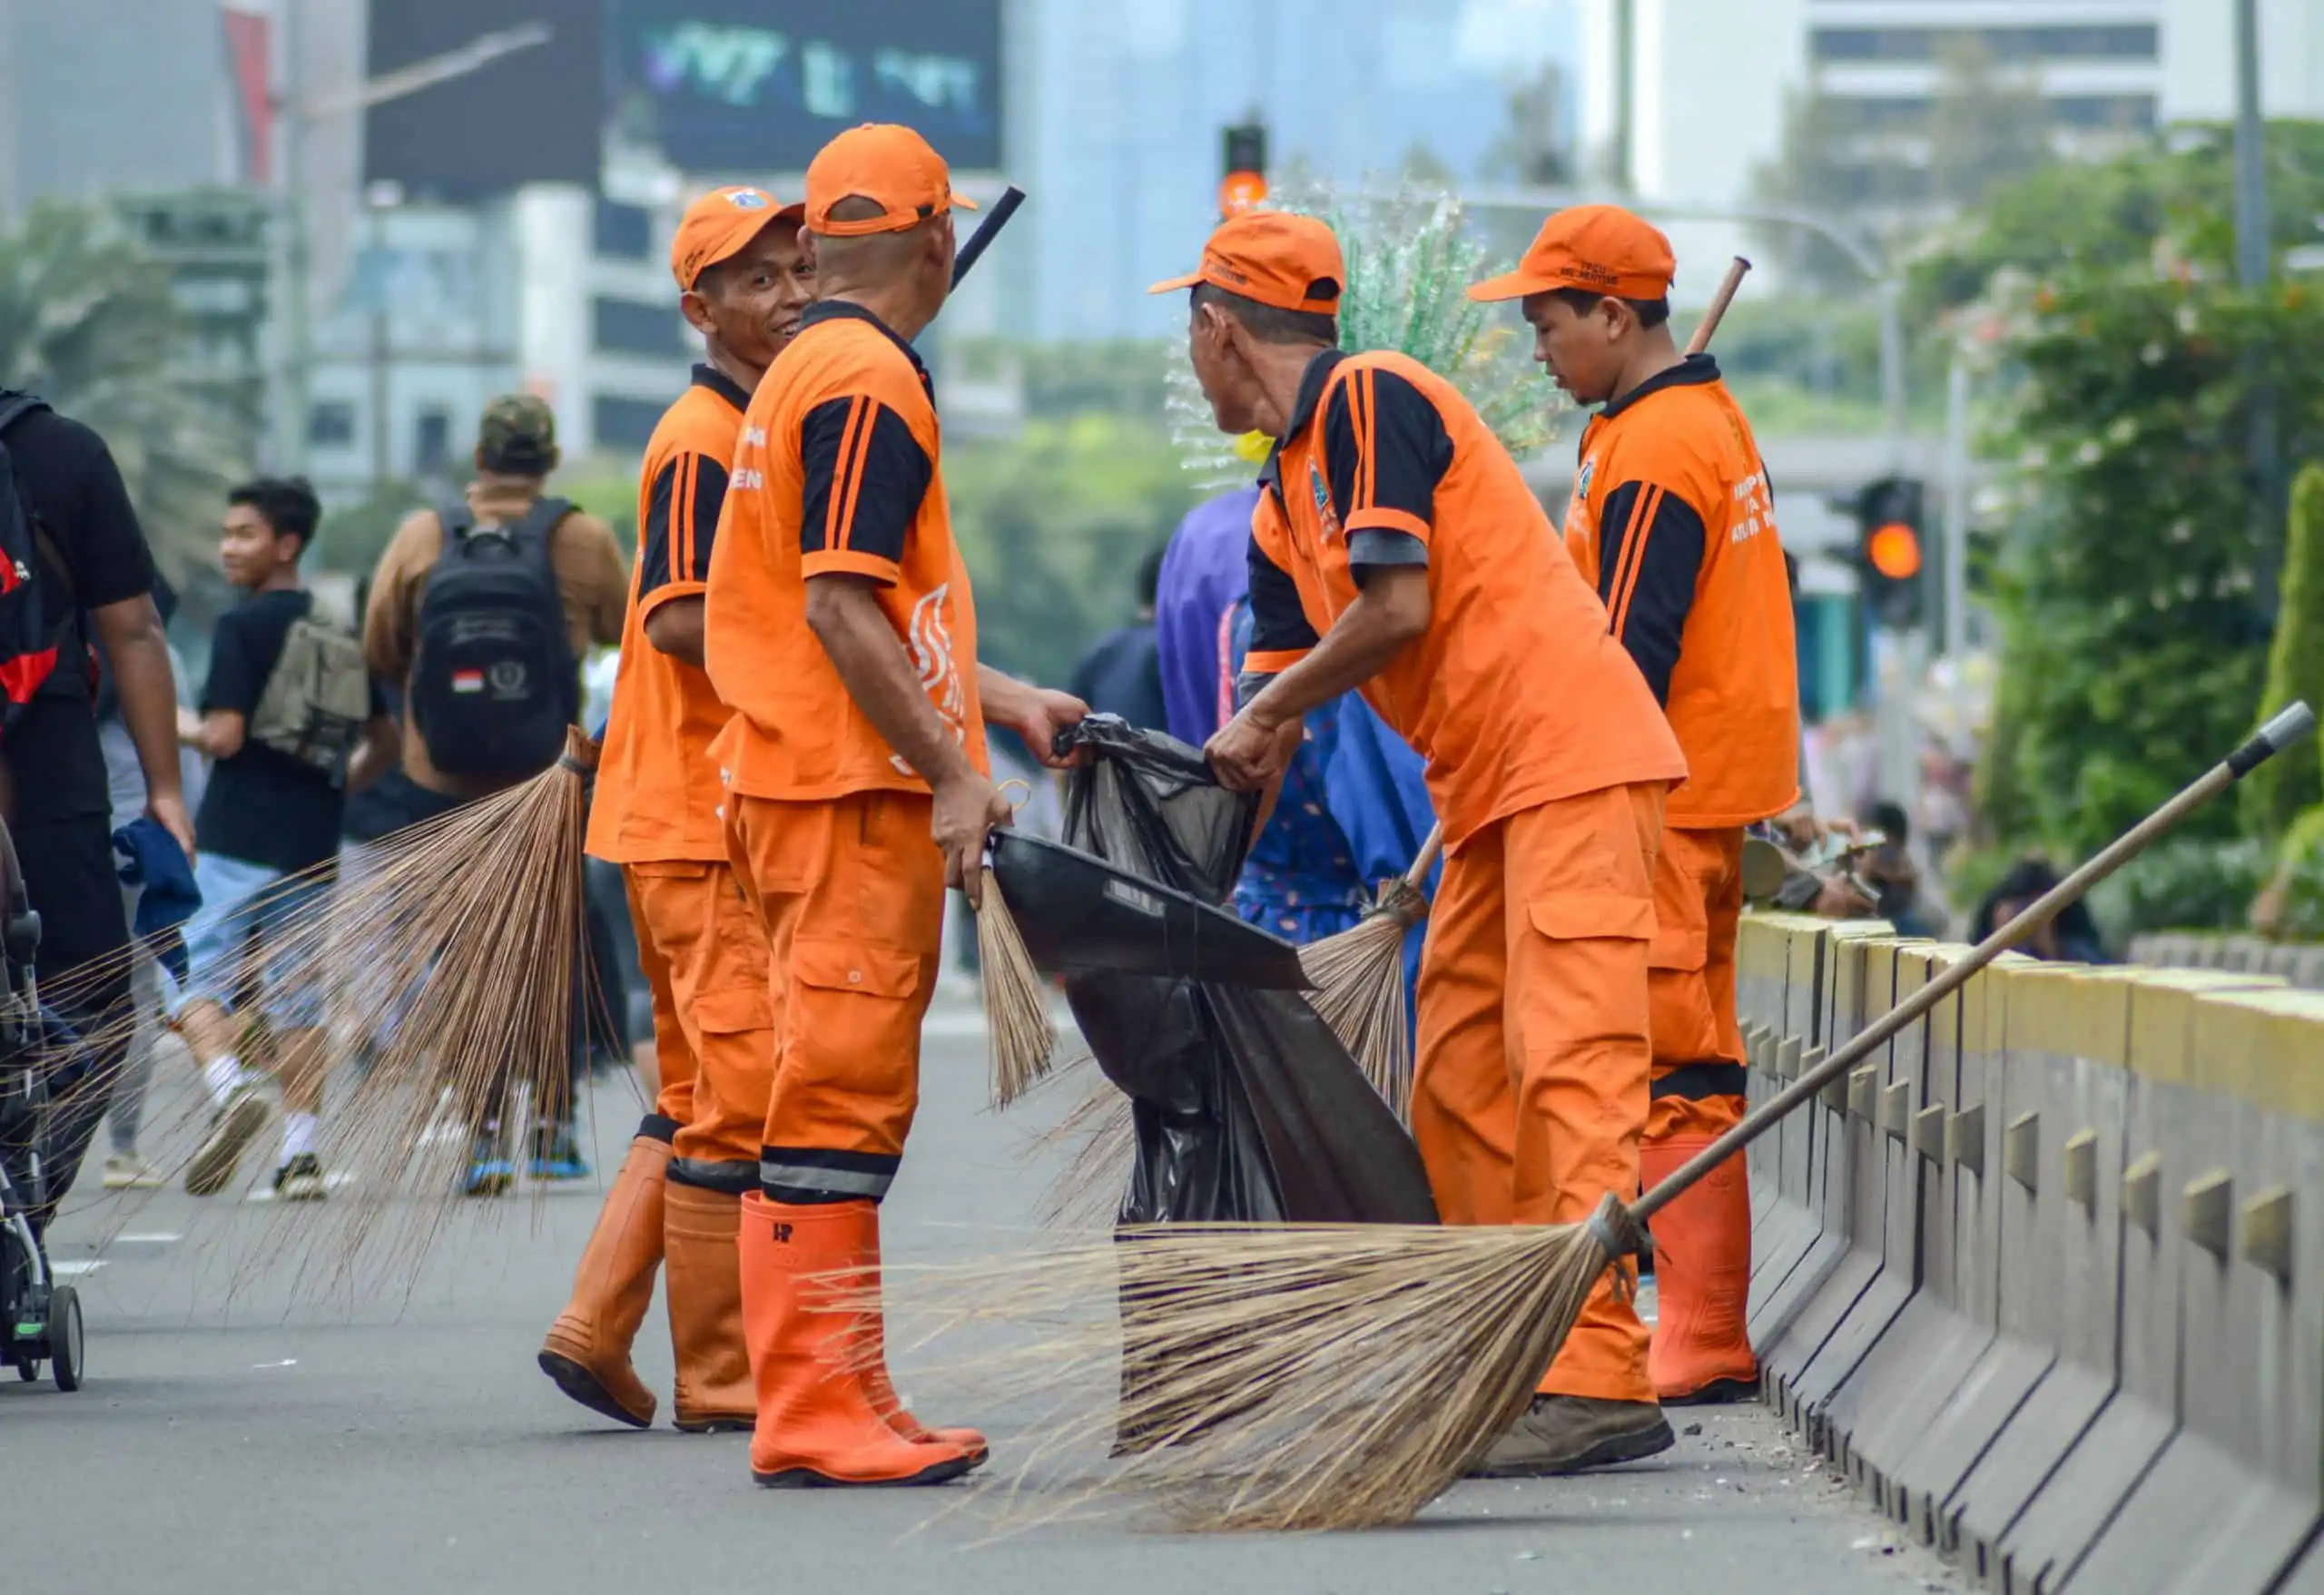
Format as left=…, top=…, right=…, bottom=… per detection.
left=2243, top=462, right=2324, bottom=839
left=2265, top=804, right=2324, bottom=940
left=2088, top=835, right=2271, bottom=938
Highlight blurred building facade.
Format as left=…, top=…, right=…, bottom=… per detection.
left=1587, top=0, right=2324, bottom=293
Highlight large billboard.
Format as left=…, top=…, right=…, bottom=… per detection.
left=606, top=0, right=1003, bottom=174
left=365, top=1, right=604, bottom=196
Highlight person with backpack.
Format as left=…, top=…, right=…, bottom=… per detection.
left=172, top=477, right=396, bottom=1200
left=0, top=389, right=192, bottom=1230
left=362, top=395, right=627, bottom=1191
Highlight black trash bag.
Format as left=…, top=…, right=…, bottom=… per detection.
left=1056, top=716, right=1436, bottom=1226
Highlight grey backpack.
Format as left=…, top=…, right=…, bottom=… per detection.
left=248, top=592, right=369, bottom=781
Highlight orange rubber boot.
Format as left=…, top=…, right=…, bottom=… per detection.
left=738, top=1193, right=976, bottom=1488
left=861, top=1224, right=988, bottom=1466
left=665, top=1181, right=756, bottom=1433
left=1641, top=1134, right=1758, bottom=1403
left=539, top=1135, right=669, bottom=1427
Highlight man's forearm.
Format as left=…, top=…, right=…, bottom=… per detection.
left=103, top=608, right=185, bottom=802
left=642, top=596, right=706, bottom=667
left=1245, top=590, right=1421, bottom=730
left=807, top=581, right=977, bottom=788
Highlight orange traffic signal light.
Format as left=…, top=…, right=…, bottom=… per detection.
left=1218, top=170, right=1269, bottom=215
left=1866, top=521, right=1922, bottom=580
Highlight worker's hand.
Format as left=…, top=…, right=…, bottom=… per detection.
left=932, top=769, right=1014, bottom=910
left=979, top=668, right=1090, bottom=769
left=147, top=791, right=197, bottom=867
left=1206, top=707, right=1302, bottom=793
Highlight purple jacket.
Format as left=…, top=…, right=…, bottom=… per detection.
left=1154, top=487, right=1261, bottom=748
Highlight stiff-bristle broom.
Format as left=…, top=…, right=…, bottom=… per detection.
left=840, top=703, right=2316, bottom=1533
left=976, top=863, right=1055, bottom=1110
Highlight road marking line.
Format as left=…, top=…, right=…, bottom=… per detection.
left=113, top=1232, right=182, bottom=1244
left=51, top=1260, right=104, bottom=1276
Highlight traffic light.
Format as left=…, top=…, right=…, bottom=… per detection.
left=1219, top=121, right=1268, bottom=217
left=1853, top=475, right=1927, bottom=629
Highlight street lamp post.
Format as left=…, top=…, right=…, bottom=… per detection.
left=272, top=22, right=551, bottom=475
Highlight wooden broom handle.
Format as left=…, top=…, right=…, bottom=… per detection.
left=1687, top=257, right=1750, bottom=358
left=1401, top=824, right=1444, bottom=891
left=1630, top=703, right=2319, bottom=1226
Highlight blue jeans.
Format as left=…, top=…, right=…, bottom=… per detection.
left=163, top=852, right=330, bottom=1029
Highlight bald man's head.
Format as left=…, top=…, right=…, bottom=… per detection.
left=809, top=196, right=955, bottom=317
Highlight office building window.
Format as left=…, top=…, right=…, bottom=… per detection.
left=593, top=393, right=664, bottom=453
left=308, top=400, right=356, bottom=448
left=595, top=198, right=654, bottom=260
left=1813, top=25, right=2158, bottom=64
left=415, top=408, right=452, bottom=477
left=593, top=295, right=688, bottom=357
left=2053, top=94, right=2157, bottom=133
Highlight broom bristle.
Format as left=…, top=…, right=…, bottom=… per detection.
left=842, top=1206, right=1631, bottom=1531
left=977, top=871, right=1056, bottom=1109
left=1028, top=1069, right=1133, bottom=1228
left=35, top=731, right=603, bottom=1294
left=1297, top=880, right=1425, bottom=1119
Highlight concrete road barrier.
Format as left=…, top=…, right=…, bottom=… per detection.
left=2059, top=988, right=2324, bottom=1595
left=1747, top=918, right=1834, bottom=1344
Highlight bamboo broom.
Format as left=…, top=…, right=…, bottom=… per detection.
left=851, top=703, right=2316, bottom=1532
left=1295, top=257, right=1756, bottom=1113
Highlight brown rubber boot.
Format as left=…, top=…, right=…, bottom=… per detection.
left=665, top=1181, right=755, bottom=1433
left=538, top=1134, right=669, bottom=1428
left=739, top=1193, right=975, bottom=1489
left=1641, top=1134, right=1759, bottom=1403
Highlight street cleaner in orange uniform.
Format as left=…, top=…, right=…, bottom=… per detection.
left=704, top=124, right=1086, bottom=1490
left=543, top=185, right=816, bottom=1433
left=1471, top=206, right=1800, bottom=1404
left=1180, top=212, right=1690, bottom=1474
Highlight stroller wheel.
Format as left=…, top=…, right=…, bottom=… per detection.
left=49, top=1285, right=82, bottom=1392
left=14, top=1356, right=34, bottom=1382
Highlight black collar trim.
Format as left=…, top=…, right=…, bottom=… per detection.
left=800, top=299, right=930, bottom=384
left=1257, top=346, right=1345, bottom=493
left=692, top=362, right=753, bottom=412
left=1599, top=352, right=1720, bottom=421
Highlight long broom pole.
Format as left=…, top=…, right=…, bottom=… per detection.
left=1630, top=701, right=2318, bottom=1226
left=1374, top=255, right=1756, bottom=900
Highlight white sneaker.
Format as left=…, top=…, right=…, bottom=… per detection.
left=186, top=1086, right=271, bottom=1196
left=102, top=1153, right=166, bottom=1190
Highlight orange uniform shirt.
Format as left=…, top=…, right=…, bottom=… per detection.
left=1561, top=355, right=1800, bottom=828
left=704, top=300, right=987, bottom=799
left=1245, top=348, right=1685, bottom=849
left=586, top=365, right=753, bottom=863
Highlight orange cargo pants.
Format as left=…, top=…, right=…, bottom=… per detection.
left=722, top=789, right=943, bottom=1204
left=623, top=861, right=776, bottom=1168
left=1645, top=826, right=1747, bottom=1138
left=1410, top=781, right=1667, bottom=1406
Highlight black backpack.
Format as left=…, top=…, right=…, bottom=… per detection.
left=0, top=393, right=70, bottom=743
left=409, top=496, right=578, bottom=783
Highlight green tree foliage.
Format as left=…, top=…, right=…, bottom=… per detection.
left=2244, top=463, right=2324, bottom=838
left=1982, top=280, right=2324, bottom=861
left=945, top=411, right=1196, bottom=690
left=0, top=202, right=249, bottom=583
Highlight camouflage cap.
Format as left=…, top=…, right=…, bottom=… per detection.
left=476, top=392, right=558, bottom=468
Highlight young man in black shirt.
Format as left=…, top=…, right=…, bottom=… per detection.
left=173, top=478, right=396, bottom=1200
left=0, top=393, right=192, bottom=1230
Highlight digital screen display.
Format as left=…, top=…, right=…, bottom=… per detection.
left=364, top=0, right=604, bottom=196
left=606, top=0, right=1003, bottom=173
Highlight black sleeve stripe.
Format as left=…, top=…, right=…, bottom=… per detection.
left=1245, top=533, right=1321, bottom=660
left=1348, top=530, right=1429, bottom=580
left=799, top=396, right=857, bottom=558
left=800, top=397, right=931, bottom=568
left=1599, top=480, right=1707, bottom=706
left=1322, top=367, right=1451, bottom=534
left=684, top=457, right=729, bottom=580
left=637, top=456, right=683, bottom=598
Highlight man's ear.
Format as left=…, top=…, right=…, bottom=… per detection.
left=679, top=288, right=716, bottom=338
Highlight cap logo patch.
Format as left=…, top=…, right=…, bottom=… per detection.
left=1565, top=261, right=1620, bottom=289
left=729, top=190, right=771, bottom=211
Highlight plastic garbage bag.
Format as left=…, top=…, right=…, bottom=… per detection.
left=1056, top=716, right=1436, bottom=1226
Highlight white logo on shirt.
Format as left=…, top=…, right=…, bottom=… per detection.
left=889, top=583, right=970, bottom=776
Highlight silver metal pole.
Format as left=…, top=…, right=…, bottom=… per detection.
left=2233, top=0, right=2268, bottom=292
left=1879, top=274, right=1906, bottom=468
left=1944, top=354, right=1970, bottom=661
left=277, top=0, right=309, bottom=474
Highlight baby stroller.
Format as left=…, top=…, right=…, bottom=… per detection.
left=0, top=813, right=84, bottom=1391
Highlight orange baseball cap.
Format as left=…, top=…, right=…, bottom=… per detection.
left=803, top=123, right=977, bottom=238
left=1147, top=211, right=1344, bottom=315
left=1467, top=204, right=1677, bottom=302
left=670, top=185, right=803, bottom=290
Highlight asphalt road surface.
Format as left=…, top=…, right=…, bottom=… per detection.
left=12, top=1003, right=1958, bottom=1595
